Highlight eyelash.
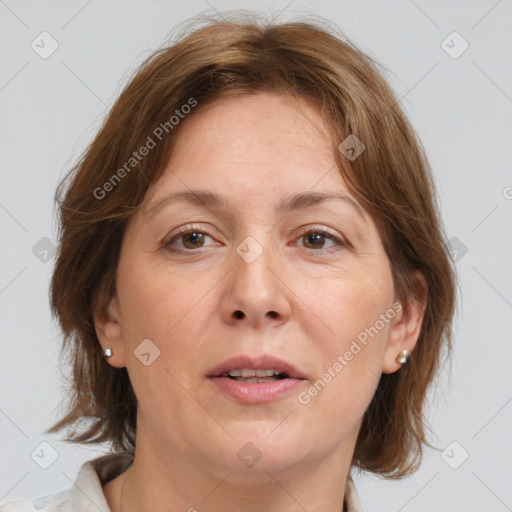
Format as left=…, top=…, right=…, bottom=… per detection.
left=161, top=224, right=346, bottom=255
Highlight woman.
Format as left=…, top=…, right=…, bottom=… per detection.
left=1, top=13, right=456, bottom=512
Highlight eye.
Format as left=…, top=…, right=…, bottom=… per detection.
left=162, top=224, right=218, bottom=253
left=294, top=227, right=345, bottom=253
left=162, top=224, right=346, bottom=255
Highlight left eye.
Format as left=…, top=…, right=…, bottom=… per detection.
left=294, top=229, right=343, bottom=251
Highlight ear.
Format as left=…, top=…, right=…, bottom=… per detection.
left=382, top=270, right=427, bottom=374
left=93, top=294, right=127, bottom=368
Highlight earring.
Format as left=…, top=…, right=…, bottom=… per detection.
left=104, top=348, right=113, bottom=358
left=396, top=349, right=410, bottom=365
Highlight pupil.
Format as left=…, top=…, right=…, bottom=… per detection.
left=306, top=233, right=323, bottom=248
left=183, top=231, right=203, bottom=249
left=185, top=232, right=203, bottom=248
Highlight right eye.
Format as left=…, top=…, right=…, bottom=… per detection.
left=162, top=225, right=219, bottom=254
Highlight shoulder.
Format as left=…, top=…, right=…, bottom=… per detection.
left=0, top=501, right=37, bottom=511
left=0, top=452, right=134, bottom=512
left=0, top=489, right=69, bottom=511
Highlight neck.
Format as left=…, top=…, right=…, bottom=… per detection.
left=112, top=438, right=353, bottom=512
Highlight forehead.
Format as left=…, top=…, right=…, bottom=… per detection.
left=144, top=92, right=348, bottom=207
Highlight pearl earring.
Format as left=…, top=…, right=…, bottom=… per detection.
left=396, top=349, right=410, bottom=365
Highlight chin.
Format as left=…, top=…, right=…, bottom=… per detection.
left=203, top=429, right=309, bottom=475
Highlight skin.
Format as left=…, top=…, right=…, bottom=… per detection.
left=95, top=92, right=426, bottom=512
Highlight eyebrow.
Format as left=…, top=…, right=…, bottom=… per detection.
left=143, top=190, right=367, bottom=222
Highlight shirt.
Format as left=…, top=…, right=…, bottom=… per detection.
left=0, top=452, right=363, bottom=511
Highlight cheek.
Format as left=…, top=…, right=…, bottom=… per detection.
left=115, top=261, right=217, bottom=421
left=313, top=265, right=394, bottom=350
left=304, top=267, right=394, bottom=403
left=116, top=254, right=223, bottom=377
left=300, top=306, right=389, bottom=431
left=117, top=255, right=200, bottom=336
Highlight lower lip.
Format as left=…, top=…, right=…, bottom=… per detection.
left=209, top=376, right=304, bottom=403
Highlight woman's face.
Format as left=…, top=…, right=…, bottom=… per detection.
left=102, top=92, right=410, bottom=477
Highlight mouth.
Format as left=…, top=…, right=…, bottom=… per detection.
left=207, top=354, right=307, bottom=381
left=219, top=368, right=291, bottom=384
left=207, top=354, right=307, bottom=403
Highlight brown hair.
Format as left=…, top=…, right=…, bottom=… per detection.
left=47, top=13, right=457, bottom=478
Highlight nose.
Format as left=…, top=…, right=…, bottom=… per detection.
left=220, top=236, right=291, bottom=329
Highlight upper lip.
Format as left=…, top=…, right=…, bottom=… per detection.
left=207, top=354, right=307, bottom=379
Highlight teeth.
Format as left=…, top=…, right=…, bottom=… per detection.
left=227, top=368, right=281, bottom=378
left=255, top=369, right=276, bottom=377
left=234, top=377, right=279, bottom=383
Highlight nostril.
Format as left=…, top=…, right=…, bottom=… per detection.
left=268, top=311, right=278, bottom=319
left=234, top=310, right=244, bottom=319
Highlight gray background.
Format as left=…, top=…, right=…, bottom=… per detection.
left=1, top=0, right=511, bottom=510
